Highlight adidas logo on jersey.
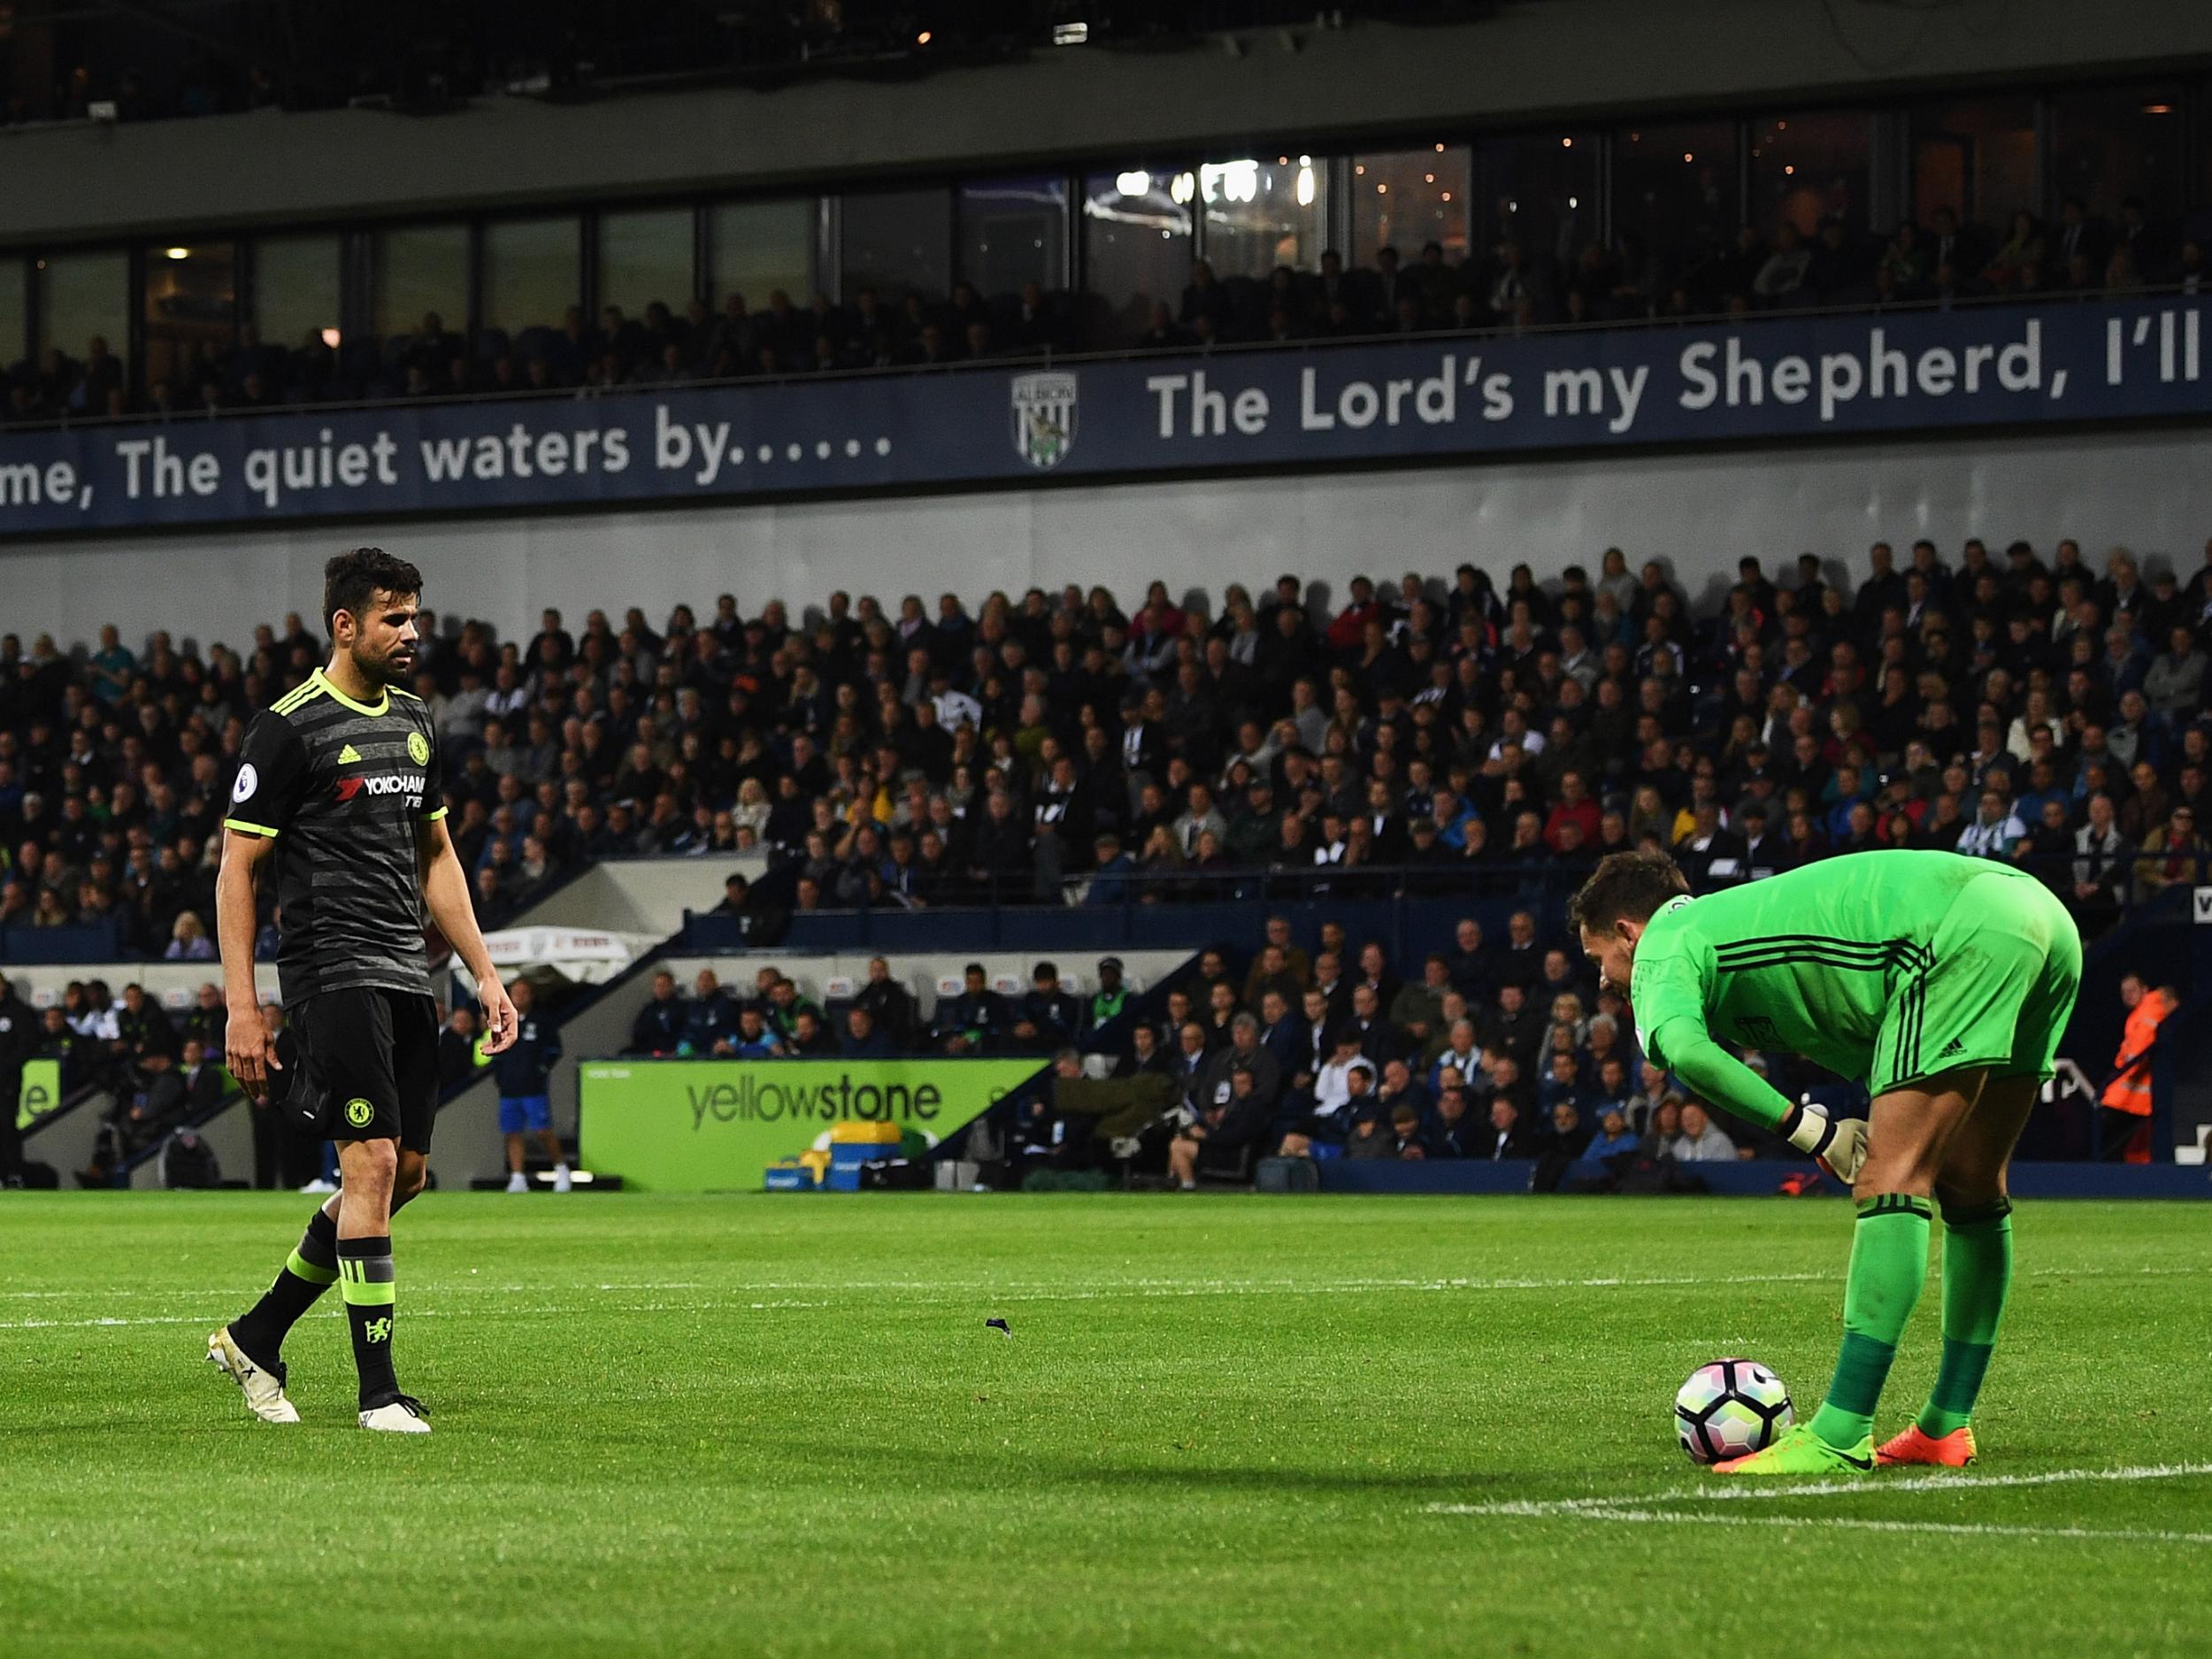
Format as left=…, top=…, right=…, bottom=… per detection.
left=338, top=743, right=361, bottom=764
left=1937, top=1038, right=1965, bottom=1058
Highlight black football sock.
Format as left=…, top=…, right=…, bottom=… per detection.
left=337, top=1235, right=399, bottom=1409
left=230, top=1208, right=340, bottom=1368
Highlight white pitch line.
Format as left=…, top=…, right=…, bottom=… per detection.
left=9, top=1258, right=2207, bottom=1305
left=1491, top=1507, right=2212, bottom=1548
left=1425, top=1461, right=2212, bottom=1540
left=1689, top=1459, right=2212, bottom=1503
left=0, top=1298, right=833, bottom=1331
left=1429, top=1460, right=2212, bottom=1517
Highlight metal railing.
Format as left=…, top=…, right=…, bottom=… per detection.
left=766, top=849, right=2208, bottom=916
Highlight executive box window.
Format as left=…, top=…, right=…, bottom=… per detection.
left=1615, top=124, right=1738, bottom=266
left=2051, top=83, right=2187, bottom=223
left=957, top=175, right=1067, bottom=295
left=597, top=209, right=693, bottom=323
left=371, top=223, right=467, bottom=339
left=841, top=188, right=951, bottom=303
left=0, top=257, right=27, bottom=369
left=1199, top=154, right=1329, bottom=280
left=142, top=242, right=236, bottom=393
left=1353, top=146, right=1471, bottom=265
left=1082, top=167, right=1190, bottom=338
left=1750, top=110, right=1872, bottom=236
left=35, top=251, right=129, bottom=375
left=1475, top=131, right=1601, bottom=267
left=251, top=235, right=341, bottom=356
left=707, top=198, right=813, bottom=311
left=1911, top=97, right=2038, bottom=231
left=483, top=218, right=580, bottom=335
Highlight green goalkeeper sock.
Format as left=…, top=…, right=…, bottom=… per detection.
left=1918, top=1197, right=2013, bottom=1437
left=1808, top=1194, right=1932, bottom=1448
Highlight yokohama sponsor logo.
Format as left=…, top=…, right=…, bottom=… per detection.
left=336, top=772, right=426, bottom=801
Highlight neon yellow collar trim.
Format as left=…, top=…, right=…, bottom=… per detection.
left=314, top=667, right=388, bottom=718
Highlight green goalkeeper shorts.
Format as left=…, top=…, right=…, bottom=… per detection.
left=1870, top=868, right=2084, bottom=1095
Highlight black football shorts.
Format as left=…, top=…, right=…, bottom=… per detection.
left=288, top=986, right=440, bottom=1152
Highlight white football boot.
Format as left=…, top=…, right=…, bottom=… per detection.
left=504, top=1171, right=529, bottom=1193
left=358, top=1394, right=432, bottom=1433
left=206, top=1326, right=301, bottom=1424
left=552, top=1164, right=572, bottom=1194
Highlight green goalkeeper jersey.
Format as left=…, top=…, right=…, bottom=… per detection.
left=1628, top=849, right=2034, bottom=1130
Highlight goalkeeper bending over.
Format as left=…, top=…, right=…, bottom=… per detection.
left=1571, top=848, right=2081, bottom=1476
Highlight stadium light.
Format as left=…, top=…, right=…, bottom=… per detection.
left=321, top=327, right=342, bottom=349
left=1295, top=165, right=1315, bottom=207
left=916, top=29, right=932, bottom=45
left=1116, top=171, right=1149, bottom=197
left=1052, top=21, right=1088, bottom=45
left=1200, top=161, right=1259, bottom=204
left=165, top=247, right=191, bottom=261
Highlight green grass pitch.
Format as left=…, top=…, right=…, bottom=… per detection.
left=3, top=1193, right=2208, bottom=1658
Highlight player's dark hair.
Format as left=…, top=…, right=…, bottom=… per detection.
left=1566, top=850, right=1691, bottom=936
left=324, top=547, right=423, bottom=639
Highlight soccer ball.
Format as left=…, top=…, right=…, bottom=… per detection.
left=1674, top=1358, right=1793, bottom=1463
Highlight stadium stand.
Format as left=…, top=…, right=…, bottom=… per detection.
left=8, top=540, right=2209, bottom=957
left=7, top=534, right=2208, bottom=1184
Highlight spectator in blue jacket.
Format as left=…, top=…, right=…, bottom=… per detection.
left=839, top=1006, right=896, bottom=1058
left=727, top=1005, right=787, bottom=1059
left=1085, top=833, right=1135, bottom=905
left=1422, top=1084, right=1483, bottom=1158
left=1254, top=987, right=1304, bottom=1077
left=494, top=978, right=568, bottom=1194
left=1538, top=1049, right=1589, bottom=1115
left=1565, top=1103, right=1640, bottom=1187
left=629, top=970, right=687, bottom=1056
left=680, top=968, right=740, bottom=1055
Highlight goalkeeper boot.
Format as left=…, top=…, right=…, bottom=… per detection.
left=1876, top=1424, right=1977, bottom=1468
left=206, top=1325, right=301, bottom=1425
left=359, top=1394, right=432, bottom=1434
left=1713, top=1422, right=1874, bottom=1477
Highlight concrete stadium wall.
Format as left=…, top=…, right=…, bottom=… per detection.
left=20, top=1084, right=116, bottom=1180
left=514, top=855, right=766, bottom=939
left=3, top=0, right=2206, bottom=243
left=9, top=423, right=2212, bottom=649
left=126, top=1096, right=256, bottom=1190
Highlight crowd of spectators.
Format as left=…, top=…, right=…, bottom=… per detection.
left=16, top=974, right=232, bottom=1178
left=7, top=534, right=2212, bottom=969
left=603, top=918, right=1800, bottom=1188
left=12, top=186, right=2204, bottom=428
left=1143, top=195, right=2206, bottom=354
left=1117, top=918, right=1801, bottom=1189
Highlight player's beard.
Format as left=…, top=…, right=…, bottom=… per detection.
left=347, top=638, right=413, bottom=691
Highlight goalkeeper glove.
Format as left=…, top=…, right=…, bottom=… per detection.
left=1780, top=1098, right=1868, bottom=1184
